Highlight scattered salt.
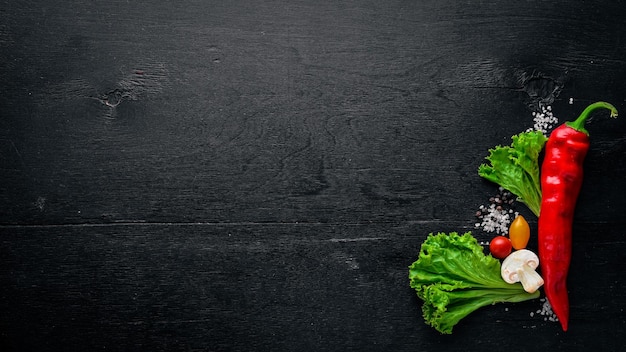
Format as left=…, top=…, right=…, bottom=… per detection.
left=526, top=105, right=558, bottom=134
left=530, top=298, right=559, bottom=323
left=475, top=187, right=518, bottom=235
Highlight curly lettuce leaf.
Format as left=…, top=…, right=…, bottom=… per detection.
left=408, top=232, right=539, bottom=334
left=478, top=131, right=547, bottom=217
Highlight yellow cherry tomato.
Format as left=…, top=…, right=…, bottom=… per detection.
left=509, top=215, right=530, bottom=250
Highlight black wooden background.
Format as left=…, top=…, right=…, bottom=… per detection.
left=2, top=1, right=625, bottom=351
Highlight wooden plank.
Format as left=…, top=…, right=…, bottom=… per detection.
left=1, top=222, right=624, bottom=350
left=1, top=1, right=625, bottom=225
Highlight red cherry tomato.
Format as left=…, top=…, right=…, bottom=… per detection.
left=489, top=236, right=512, bottom=259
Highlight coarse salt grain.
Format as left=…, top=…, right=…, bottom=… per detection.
left=475, top=188, right=518, bottom=235
left=531, top=298, right=559, bottom=323
left=526, top=105, right=558, bottom=134
left=475, top=204, right=511, bottom=234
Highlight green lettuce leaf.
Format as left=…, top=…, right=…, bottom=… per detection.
left=478, top=131, right=547, bottom=217
left=408, top=232, right=539, bottom=334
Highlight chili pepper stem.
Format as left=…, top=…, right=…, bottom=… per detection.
left=566, top=101, right=619, bottom=134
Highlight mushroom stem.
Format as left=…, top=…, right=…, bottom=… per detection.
left=516, top=263, right=544, bottom=293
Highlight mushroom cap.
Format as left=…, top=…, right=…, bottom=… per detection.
left=501, top=249, right=540, bottom=284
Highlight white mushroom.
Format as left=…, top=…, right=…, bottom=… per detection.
left=501, top=249, right=544, bottom=293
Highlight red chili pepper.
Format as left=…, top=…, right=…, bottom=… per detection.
left=539, top=101, right=618, bottom=331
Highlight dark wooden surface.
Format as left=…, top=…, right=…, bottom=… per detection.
left=2, top=1, right=626, bottom=351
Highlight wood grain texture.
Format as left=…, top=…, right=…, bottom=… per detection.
left=1, top=0, right=626, bottom=351
left=2, top=0, right=625, bottom=225
left=1, top=223, right=624, bottom=351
